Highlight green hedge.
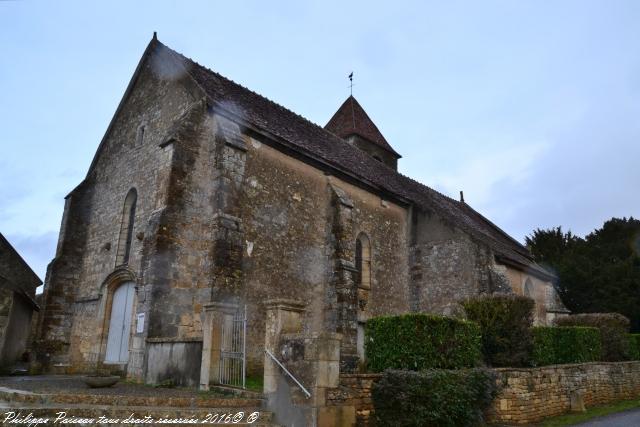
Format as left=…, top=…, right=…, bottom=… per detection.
left=372, top=369, right=498, bottom=427
left=556, top=313, right=631, bottom=361
left=462, top=294, right=535, bottom=367
left=532, top=327, right=601, bottom=366
left=630, top=334, right=640, bottom=360
left=365, top=314, right=481, bottom=372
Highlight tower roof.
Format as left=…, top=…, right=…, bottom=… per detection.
left=325, top=96, right=400, bottom=158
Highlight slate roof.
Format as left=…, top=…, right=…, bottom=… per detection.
left=155, top=39, right=554, bottom=280
left=325, top=95, right=401, bottom=157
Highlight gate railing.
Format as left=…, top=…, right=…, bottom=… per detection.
left=219, top=305, right=246, bottom=388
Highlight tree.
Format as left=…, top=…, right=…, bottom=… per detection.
left=526, top=218, right=640, bottom=333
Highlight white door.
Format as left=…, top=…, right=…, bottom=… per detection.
left=105, top=282, right=135, bottom=363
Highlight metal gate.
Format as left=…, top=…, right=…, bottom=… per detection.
left=219, top=305, right=246, bottom=388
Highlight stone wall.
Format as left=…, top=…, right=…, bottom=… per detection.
left=326, top=373, right=381, bottom=427
left=502, top=265, right=565, bottom=325
left=488, top=361, right=640, bottom=425
left=239, top=137, right=410, bottom=374
left=323, top=362, right=640, bottom=426
left=409, top=208, right=503, bottom=316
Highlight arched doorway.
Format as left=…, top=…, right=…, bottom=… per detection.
left=105, top=281, right=135, bottom=363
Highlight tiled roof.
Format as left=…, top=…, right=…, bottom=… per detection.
left=156, top=40, right=554, bottom=280
left=325, top=96, right=400, bottom=157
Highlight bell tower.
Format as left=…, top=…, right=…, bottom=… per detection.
left=325, top=96, right=401, bottom=170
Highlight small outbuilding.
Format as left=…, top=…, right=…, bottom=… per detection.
left=0, top=233, right=41, bottom=369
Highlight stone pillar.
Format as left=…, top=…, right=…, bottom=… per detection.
left=328, top=183, right=359, bottom=372
left=199, top=301, right=238, bottom=390
left=264, top=299, right=306, bottom=394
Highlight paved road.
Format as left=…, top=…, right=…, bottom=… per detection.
left=572, top=408, right=640, bottom=426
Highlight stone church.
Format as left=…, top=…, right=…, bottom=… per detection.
left=38, top=34, right=568, bottom=387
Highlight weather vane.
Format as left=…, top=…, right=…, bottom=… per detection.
left=348, top=72, right=354, bottom=96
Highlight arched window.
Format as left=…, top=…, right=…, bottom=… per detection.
left=115, top=189, right=137, bottom=266
left=524, top=278, right=534, bottom=298
left=355, top=233, right=371, bottom=290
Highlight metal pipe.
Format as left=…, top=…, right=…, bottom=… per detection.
left=264, top=349, right=311, bottom=398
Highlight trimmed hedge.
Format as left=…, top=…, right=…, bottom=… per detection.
left=630, top=334, right=640, bottom=361
left=555, top=313, right=631, bottom=361
left=365, top=314, right=481, bottom=372
left=372, top=369, right=498, bottom=427
left=532, top=326, right=601, bottom=366
left=462, top=294, right=535, bottom=367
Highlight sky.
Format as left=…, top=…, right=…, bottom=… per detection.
left=1, top=1, right=639, bottom=285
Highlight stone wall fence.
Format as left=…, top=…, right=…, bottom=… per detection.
left=321, top=361, right=640, bottom=426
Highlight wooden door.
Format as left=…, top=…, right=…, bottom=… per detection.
left=105, top=282, right=135, bottom=363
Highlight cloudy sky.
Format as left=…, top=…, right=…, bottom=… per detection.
left=1, top=1, right=639, bottom=284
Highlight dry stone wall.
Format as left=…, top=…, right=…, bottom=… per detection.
left=326, top=373, right=381, bottom=427
left=488, top=361, right=640, bottom=424
left=325, top=362, right=640, bottom=426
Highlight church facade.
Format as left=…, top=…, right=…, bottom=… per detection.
left=38, top=35, right=567, bottom=385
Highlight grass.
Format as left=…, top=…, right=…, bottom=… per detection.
left=245, top=375, right=263, bottom=392
left=538, top=398, right=640, bottom=426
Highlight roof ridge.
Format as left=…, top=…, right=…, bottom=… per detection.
left=458, top=202, right=532, bottom=256
left=158, top=41, right=338, bottom=141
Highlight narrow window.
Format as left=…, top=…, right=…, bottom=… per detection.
left=355, top=233, right=371, bottom=289
left=115, top=189, right=137, bottom=266
left=136, top=125, right=146, bottom=146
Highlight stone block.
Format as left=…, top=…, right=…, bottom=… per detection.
left=316, top=360, right=340, bottom=388
left=318, top=405, right=355, bottom=427
left=570, top=391, right=586, bottom=412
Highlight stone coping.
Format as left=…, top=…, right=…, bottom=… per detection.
left=146, top=337, right=203, bottom=343
left=280, top=332, right=343, bottom=341
left=494, top=360, right=640, bottom=372
left=339, top=373, right=382, bottom=379
left=264, top=298, right=306, bottom=312
left=203, top=301, right=239, bottom=312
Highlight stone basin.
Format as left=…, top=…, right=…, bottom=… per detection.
left=83, top=375, right=119, bottom=388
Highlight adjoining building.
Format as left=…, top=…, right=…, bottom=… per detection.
left=0, top=233, right=41, bottom=369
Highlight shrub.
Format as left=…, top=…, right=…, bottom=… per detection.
left=462, top=294, right=535, bottom=367
left=555, top=313, right=631, bottom=361
left=630, top=334, right=640, bottom=361
left=532, top=327, right=601, bottom=365
left=372, top=368, right=498, bottom=427
left=365, top=314, right=481, bottom=372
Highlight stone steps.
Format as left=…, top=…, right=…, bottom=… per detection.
left=0, top=386, right=263, bottom=408
left=0, top=387, right=280, bottom=426
left=0, top=402, right=277, bottom=426
left=0, top=405, right=276, bottom=426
